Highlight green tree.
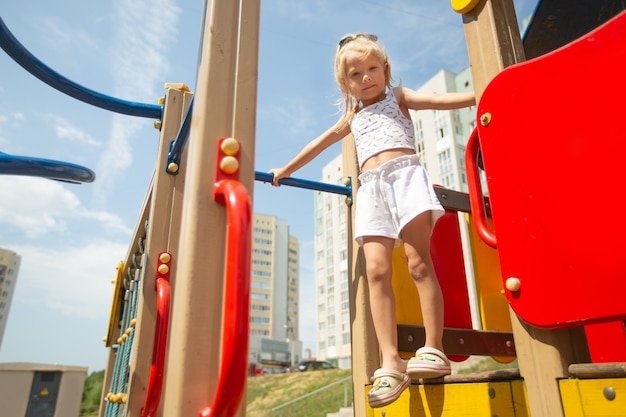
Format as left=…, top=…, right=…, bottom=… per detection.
left=81, top=370, right=104, bottom=416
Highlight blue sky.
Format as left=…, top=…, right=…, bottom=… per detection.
left=0, top=0, right=537, bottom=373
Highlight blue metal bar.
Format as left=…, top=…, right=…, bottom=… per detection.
left=0, top=152, right=95, bottom=184
left=255, top=171, right=352, bottom=199
left=166, top=96, right=194, bottom=173
left=0, top=17, right=162, bottom=119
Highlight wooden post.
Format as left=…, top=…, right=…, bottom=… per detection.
left=125, top=86, right=193, bottom=417
left=99, top=86, right=192, bottom=417
left=343, top=135, right=380, bottom=417
left=460, top=0, right=525, bottom=99
left=160, top=1, right=259, bottom=416
left=460, top=1, right=590, bottom=416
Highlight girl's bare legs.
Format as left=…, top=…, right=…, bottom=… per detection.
left=362, top=236, right=407, bottom=373
left=400, top=211, right=444, bottom=352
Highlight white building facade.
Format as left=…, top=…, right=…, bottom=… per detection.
left=313, top=155, right=352, bottom=369
left=411, top=68, right=476, bottom=191
left=248, top=213, right=301, bottom=371
left=0, top=248, right=21, bottom=350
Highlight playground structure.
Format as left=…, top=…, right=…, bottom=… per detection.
left=2, top=0, right=626, bottom=416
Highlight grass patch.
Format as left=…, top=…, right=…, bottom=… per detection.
left=456, top=357, right=518, bottom=374
left=81, top=369, right=353, bottom=417
left=247, top=369, right=352, bottom=417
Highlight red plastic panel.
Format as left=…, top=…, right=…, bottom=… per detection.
left=431, top=210, right=473, bottom=361
left=475, top=11, right=626, bottom=328
left=584, top=322, right=626, bottom=362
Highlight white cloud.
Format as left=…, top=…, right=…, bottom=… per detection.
left=93, top=116, right=144, bottom=204
left=94, top=0, right=181, bottom=202
left=10, top=241, right=127, bottom=318
left=111, top=0, right=181, bottom=102
left=0, top=176, right=131, bottom=237
left=46, top=114, right=101, bottom=146
left=81, top=209, right=134, bottom=236
left=0, top=111, right=26, bottom=126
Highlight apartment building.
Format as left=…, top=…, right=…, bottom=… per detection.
left=248, top=213, right=301, bottom=371
left=411, top=68, right=477, bottom=191
left=0, top=248, right=21, bottom=350
left=313, top=156, right=352, bottom=369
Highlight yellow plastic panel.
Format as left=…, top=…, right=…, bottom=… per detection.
left=365, top=380, right=528, bottom=416
left=104, top=261, right=125, bottom=347
left=467, top=215, right=514, bottom=363
left=560, top=378, right=626, bottom=416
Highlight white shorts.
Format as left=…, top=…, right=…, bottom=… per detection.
left=354, top=154, right=444, bottom=245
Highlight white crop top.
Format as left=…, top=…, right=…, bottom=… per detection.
left=349, top=91, right=416, bottom=168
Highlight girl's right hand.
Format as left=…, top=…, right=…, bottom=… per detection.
left=268, top=167, right=289, bottom=186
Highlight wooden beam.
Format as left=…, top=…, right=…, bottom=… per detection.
left=343, top=134, right=379, bottom=417
left=125, top=87, right=192, bottom=417
left=160, top=1, right=260, bottom=416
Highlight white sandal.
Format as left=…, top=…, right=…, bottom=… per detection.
left=368, top=368, right=410, bottom=408
left=406, top=346, right=451, bottom=379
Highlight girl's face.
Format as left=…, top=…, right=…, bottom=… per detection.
left=343, top=50, right=387, bottom=106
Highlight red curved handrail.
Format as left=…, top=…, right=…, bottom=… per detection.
left=140, top=267, right=171, bottom=417
left=199, top=179, right=252, bottom=417
left=465, top=127, right=498, bottom=248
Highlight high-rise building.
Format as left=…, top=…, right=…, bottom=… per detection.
left=411, top=68, right=476, bottom=192
left=248, top=213, right=301, bottom=372
left=314, top=68, right=477, bottom=368
left=0, top=248, right=21, bottom=350
left=313, top=156, right=352, bottom=369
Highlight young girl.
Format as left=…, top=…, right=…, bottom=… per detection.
left=269, top=33, right=475, bottom=408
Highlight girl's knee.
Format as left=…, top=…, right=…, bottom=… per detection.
left=366, top=261, right=392, bottom=284
left=407, top=259, right=431, bottom=283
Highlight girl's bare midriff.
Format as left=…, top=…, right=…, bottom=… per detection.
left=361, top=148, right=415, bottom=172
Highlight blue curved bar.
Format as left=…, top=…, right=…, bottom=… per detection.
left=0, top=152, right=95, bottom=184
left=0, top=17, right=162, bottom=119
left=255, top=171, right=352, bottom=198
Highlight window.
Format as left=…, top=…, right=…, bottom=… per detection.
left=250, top=317, right=270, bottom=324
left=251, top=293, right=271, bottom=301
left=253, top=238, right=273, bottom=245
left=341, top=291, right=349, bottom=311
left=438, top=149, right=452, bottom=174
left=340, top=271, right=348, bottom=290
left=252, top=270, right=272, bottom=278
left=251, top=281, right=272, bottom=290
left=328, top=315, right=335, bottom=331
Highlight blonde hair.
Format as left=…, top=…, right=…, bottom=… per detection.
left=334, top=34, right=393, bottom=120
